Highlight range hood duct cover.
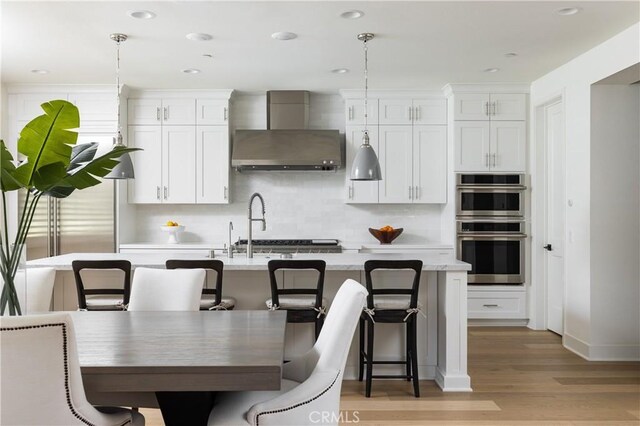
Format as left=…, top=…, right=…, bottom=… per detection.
left=232, top=91, right=342, bottom=171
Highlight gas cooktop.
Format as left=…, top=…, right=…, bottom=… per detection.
left=233, top=239, right=341, bottom=253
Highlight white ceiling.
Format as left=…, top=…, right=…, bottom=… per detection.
left=2, top=1, right=638, bottom=93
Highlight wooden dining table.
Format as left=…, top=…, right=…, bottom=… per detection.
left=70, top=310, right=287, bottom=425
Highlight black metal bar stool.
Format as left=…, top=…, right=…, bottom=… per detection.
left=266, top=259, right=327, bottom=339
left=71, top=260, right=132, bottom=311
left=358, top=259, right=423, bottom=397
left=165, top=259, right=236, bottom=310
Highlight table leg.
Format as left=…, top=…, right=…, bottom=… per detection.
left=155, top=391, right=216, bottom=426
left=435, top=270, right=472, bottom=392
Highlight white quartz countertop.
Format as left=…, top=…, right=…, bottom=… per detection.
left=28, top=252, right=470, bottom=271
left=120, top=243, right=225, bottom=250
left=120, top=242, right=453, bottom=251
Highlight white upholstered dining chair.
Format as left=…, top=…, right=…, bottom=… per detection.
left=127, top=267, right=206, bottom=311
left=0, top=313, right=145, bottom=426
left=207, top=279, right=368, bottom=426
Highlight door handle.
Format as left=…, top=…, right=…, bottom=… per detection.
left=163, top=107, right=168, bottom=121
left=223, top=107, right=228, bottom=121
left=485, top=102, right=489, bottom=116
left=156, top=186, right=161, bottom=200
left=156, top=107, right=161, bottom=121
left=409, top=185, right=412, bottom=199
left=492, top=102, right=497, bottom=116
left=414, top=186, right=419, bottom=200
left=224, top=186, right=228, bottom=200
left=408, top=107, right=413, bottom=121
left=485, top=153, right=489, bottom=168
left=163, top=186, right=168, bottom=200
left=348, top=185, right=353, bottom=199
left=544, top=244, right=553, bottom=251
left=414, top=107, right=419, bottom=121
left=348, top=106, right=353, bottom=121
left=483, top=304, right=499, bottom=308
left=492, top=153, right=497, bottom=167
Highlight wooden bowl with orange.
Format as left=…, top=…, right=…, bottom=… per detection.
left=368, top=226, right=403, bottom=244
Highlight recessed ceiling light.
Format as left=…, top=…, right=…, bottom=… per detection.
left=31, top=69, right=49, bottom=74
left=556, top=7, right=580, bottom=16
left=483, top=68, right=500, bottom=73
left=271, top=32, right=297, bottom=41
left=186, top=33, right=213, bottom=41
left=331, top=68, right=349, bottom=74
left=182, top=68, right=201, bottom=74
left=504, top=52, right=518, bottom=58
left=127, top=10, right=156, bottom=19
left=340, top=10, right=365, bottom=19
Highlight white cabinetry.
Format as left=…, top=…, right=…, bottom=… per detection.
left=467, top=286, right=527, bottom=319
left=126, top=90, right=232, bottom=204
left=342, top=92, right=448, bottom=204
left=449, top=88, right=527, bottom=172
left=345, top=99, right=378, bottom=125
left=453, top=93, right=526, bottom=121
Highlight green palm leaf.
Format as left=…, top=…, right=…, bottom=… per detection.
left=12, top=100, right=79, bottom=187
left=0, top=140, right=22, bottom=192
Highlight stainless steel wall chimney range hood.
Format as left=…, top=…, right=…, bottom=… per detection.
left=232, top=91, right=342, bottom=171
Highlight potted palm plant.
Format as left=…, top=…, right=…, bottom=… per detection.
left=0, top=99, right=137, bottom=315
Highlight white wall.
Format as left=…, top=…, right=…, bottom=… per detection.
left=590, top=83, right=640, bottom=359
left=125, top=93, right=449, bottom=245
left=530, top=22, right=640, bottom=359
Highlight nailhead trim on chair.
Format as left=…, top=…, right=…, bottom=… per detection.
left=254, top=370, right=341, bottom=426
left=1, top=323, right=131, bottom=426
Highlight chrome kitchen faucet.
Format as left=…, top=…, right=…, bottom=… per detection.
left=247, top=193, right=266, bottom=258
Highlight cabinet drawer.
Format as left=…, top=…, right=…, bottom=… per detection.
left=468, top=292, right=526, bottom=319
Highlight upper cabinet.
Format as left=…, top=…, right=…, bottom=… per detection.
left=128, top=98, right=196, bottom=125
left=453, top=93, right=526, bottom=121
left=379, top=99, right=447, bottom=125
left=126, top=90, right=233, bottom=204
left=342, top=92, right=448, bottom=204
left=447, top=86, right=528, bottom=172
left=345, top=99, right=379, bottom=125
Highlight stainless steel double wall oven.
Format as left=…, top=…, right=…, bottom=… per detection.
left=456, top=174, right=527, bottom=285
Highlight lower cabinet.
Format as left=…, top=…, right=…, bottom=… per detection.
left=467, top=286, right=527, bottom=319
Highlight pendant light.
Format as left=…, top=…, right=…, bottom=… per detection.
left=350, top=32, right=381, bottom=181
left=105, top=33, right=135, bottom=179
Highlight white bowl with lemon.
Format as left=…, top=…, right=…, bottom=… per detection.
left=161, top=221, right=185, bottom=244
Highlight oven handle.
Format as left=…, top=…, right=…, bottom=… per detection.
left=457, top=233, right=528, bottom=239
left=456, top=185, right=527, bottom=191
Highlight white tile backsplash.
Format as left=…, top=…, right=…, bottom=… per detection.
left=126, top=93, right=449, bottom=245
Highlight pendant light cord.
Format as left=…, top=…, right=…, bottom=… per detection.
left=364, top=37, right=368, bottom=134
left=116, top=38, right=122, bottom=141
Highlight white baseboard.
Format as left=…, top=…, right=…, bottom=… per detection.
left=469, top=319, right=529, bottom=327
left=564, top=333, right=640, bottom=361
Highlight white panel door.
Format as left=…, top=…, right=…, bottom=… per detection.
left=128, top=99, right=162, bottom=125
left=413, top=99, right=447, bottom=125
left=490, top=121, right=526, bottom=172
left=490, top=94, right=527, bottom=121
left=453, top=93, right=491, bottom=120
left=127, top=126, right=162, bottom=204
left=545, top=101, right=565, bottom=335
left=162, top=126, right=196, bottom=203
left=196, top=99, right=228, bottom=125
left=413, top=126, right=447, bottom=204
left=162, top=99, right=196, bottom=125
left=345, top=99, right=378, bottom=125
left=345, top=126, right=379, bottom=204
left=378, top=126, right=413, bottom=204
left=454, top=121, right=491, bottom=172
left=378, top=99, right=413, bottom=125
left=196, top=126, right=229, bottom=204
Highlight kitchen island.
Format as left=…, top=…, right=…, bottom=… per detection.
left=28, top=252, right=472, bottom=392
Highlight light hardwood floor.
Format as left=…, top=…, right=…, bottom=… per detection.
left=141, top=327, right=640, bottom=425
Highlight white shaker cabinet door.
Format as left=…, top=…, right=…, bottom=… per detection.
left=378, top=99, right=413, bottom=125
left=127, top=126, right=163, bottom=203
left=490, top=94, right=526, bottom=121
left=162, top=99, right=196, bottom=125
left=345, top=126, right=379, bottom=203
left=196, top=99, right=229, bottom=125
left=128, top=99, right=162, bottom=125
left=454, top=121, right=491, bottom=172
left=413, top=99, right=447, bottom=125
left=196, top=126, right=229, bottom=204
left=378, top=126, right=413, bottom=204
left=162, top=126, right=196, bottom=203
left=453, top=93, right=491, bottom=120
left=345, top=99, right=379, bottom=126
left=490, top=121, right=526, bottom=172
left=413, top=125, right=447, bottom=204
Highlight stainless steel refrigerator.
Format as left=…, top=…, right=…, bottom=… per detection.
left=21, top=134, right=116, bottom=260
